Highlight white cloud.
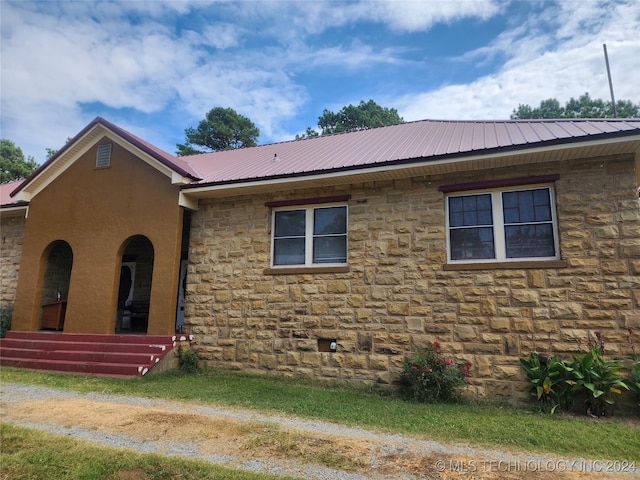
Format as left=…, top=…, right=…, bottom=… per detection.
left=396, top=1, right=640, bottom=121
left=1, top=0, right=637, bottom=163
left=201, top=23, right=242, bottom=50
left=361, top=0, right=502, bottom=32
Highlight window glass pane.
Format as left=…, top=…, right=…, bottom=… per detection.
left=449, top=196, right=463, bottom=213
left=448, top=194, right=492, bottom=227
left=450, top=212, right=463, bottom=226
left=450, top=227, right=495, bottom=260
left=463, top=210, right=478, bottom=225
left=476, top=194, right=492, bottom=211
left=313, top=236, right=347, bottom=263
left=314, top=206, right=346, bottom=235
left=462, top=196, right=477, bottom=211
left=503, top=189, right=552, bottom=224
left=273, top=238, right=305, bottom=265
left=274, top=210, right=305, bottom=237
left=505, top=224, right=555, bottom=258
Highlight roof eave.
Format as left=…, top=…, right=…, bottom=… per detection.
left=181, top=132, right=640, bottom=198
left=0, top=203, right=29, bottom=218
left=11, top=117, right=200, bottom=199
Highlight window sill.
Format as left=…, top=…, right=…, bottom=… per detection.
left=263, top=266, right=350, bottom=275
left=443, top=260, right=568, bottom=271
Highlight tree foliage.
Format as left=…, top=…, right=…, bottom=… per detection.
left=297, top=99, right=404, bottom=139
left=511, top=93, right=640, bottom=119
left=1, top=139, right=39, bottom=184
left=176, top=107, right=260, bottom=156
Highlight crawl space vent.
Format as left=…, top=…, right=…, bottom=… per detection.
left=96, top=143, right=112, bottom=168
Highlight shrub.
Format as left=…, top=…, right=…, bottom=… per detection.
left=625, top=328, right=640, bottom=407
left=569, top=331, right=628, bottom=417
left=521, top=331, right=632, bottom=417
left=627, top=354, right=640, bottom=406
left=400, top=342, right=470, bottom=403
left=0, top=305, right=12, bottom=338
left=176, top=344, right=200, bottom=373
left=519, top=352, right=574, bottom=414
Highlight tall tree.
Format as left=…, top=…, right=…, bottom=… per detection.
left=1, top=139, right=39, bottom=184
left=511, top=93, right=640, bottom=119
left=176, top=107, right=260, bottom=156
left=297, top=99, right=404, bottom=139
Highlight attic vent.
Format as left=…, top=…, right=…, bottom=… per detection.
left=96, top=143, right=112, bottom=168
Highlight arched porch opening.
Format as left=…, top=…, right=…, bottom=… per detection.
left=115, top=235, right=154, bottom=334
left=40, top=240, right=73, bottom=330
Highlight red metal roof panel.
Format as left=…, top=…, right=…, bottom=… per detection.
left=182, top=119, right=640, bottom=186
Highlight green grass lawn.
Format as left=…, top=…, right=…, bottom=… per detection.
left=1, top=423, right=298, bottom=480
left=2, top=367, right=639, bottom=463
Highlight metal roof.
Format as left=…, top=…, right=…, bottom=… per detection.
left=1, top=180, right=24, bottom=207
left=182, top=119, right=640, bottom=187
left=5, top=117, right=640, bottom=205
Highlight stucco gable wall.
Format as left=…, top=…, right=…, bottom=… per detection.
left=184, top=153, right=640, bottom=400
left=12, top=140, right=184, bottom=334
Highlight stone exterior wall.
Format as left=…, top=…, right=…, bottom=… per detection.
left=184, top=153, right=640, bottom=400
left=1, top=214, right=26, bottom=308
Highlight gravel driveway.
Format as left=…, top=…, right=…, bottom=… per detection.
left=1, top=382, right=637, bottom=480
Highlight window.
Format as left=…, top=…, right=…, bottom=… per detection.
left=446, top=185, right=559, bottom=263
left=272, top=204, right=347, bottom=267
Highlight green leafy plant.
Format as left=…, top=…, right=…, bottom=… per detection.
left=0, top=305, right=12, bottom=338
left=176, top=344, right=200, bottom=373
left=519, top=352, right=574, bottom=414
left=400, top=342, right=470, bottom=403
left=625, top=328, right=640, bottom=406
left=570, top=331, right=629, bottom=417
left=627, top=354, right=640, bottom=404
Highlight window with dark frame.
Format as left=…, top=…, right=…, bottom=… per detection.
left=272, top=204, right=347, bottom=267
left=446, top=185, right=558, bottom=263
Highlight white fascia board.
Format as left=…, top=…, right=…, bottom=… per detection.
left=105, top=133, right=175, bottom=179
left=12, top=191, right=31, bottom=203
left=0, top=205, right=28, bottom=218
left=179, top=192, right=199, bottom=211
left=171, top=171, right=192, bottom=185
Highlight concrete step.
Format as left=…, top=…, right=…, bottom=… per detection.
left=0, top=331, right=188, bottom=377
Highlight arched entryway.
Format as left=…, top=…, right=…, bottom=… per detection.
left=40, top=240, right=73, bottom=330
left=115, top=235, right=154, bottom=334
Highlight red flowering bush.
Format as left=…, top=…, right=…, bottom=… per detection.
left=400, top=342, right=471, bottom=403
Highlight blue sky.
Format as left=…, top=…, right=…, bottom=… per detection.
left=1, top=0, right=639, bottom=163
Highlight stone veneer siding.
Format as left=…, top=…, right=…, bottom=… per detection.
left=1, top=214, right=26, bottom=308
left=185, top=153, right=640, bottom=400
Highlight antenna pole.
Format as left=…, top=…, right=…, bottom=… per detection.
left=603, top=44, right=618, bottom=118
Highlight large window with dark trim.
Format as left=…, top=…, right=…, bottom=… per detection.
left=446, top=185, right=559, bottom=263
left=272, top=204, right=347, bottom=267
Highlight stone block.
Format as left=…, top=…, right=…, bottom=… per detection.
left=369, top=355, right=388, bottom=371
left=344, top=355, right=368, bottom=369
left=512, top=290, right=540, bottom=306
left=550, top=303, right=582, bottom=319
left=493, top=365, right=521, bottom=380
left=489, top=317, right=511, bottom=332
left=454, top=325, right=478, bottom=342
left=405, top=317, right=424, bottom=333
left=300, top=352, right=321, bottom=367
left=481, top=298, right=497, bottom=316
left=258, top=354, right=277, bottom=369
left=513, top=319, right=533, bottom=333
